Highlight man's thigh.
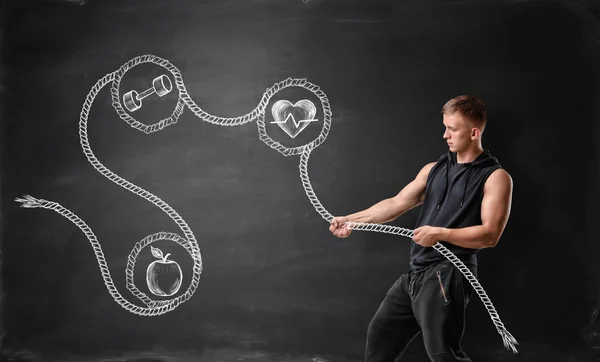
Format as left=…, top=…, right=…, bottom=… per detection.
left=413, top=261, right=473, bottom=358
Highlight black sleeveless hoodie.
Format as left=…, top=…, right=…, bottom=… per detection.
left=410, top=149, right=502, bottom=269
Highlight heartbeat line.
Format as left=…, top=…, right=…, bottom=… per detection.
left=271, top=113, right=318, bottom=129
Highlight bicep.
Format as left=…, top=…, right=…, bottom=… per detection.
left=481, top=169, right=513, bottom=245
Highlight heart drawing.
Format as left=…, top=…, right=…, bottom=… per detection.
left=270, top=99, right=319, bottom=139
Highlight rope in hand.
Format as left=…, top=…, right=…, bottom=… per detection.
left=14, top=54, right=517, bottom=352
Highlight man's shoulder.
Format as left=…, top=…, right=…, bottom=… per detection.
left=485, top=168, right=513, bottom=189
left=489, top=167, right=511, bottom=179
left=425, top=153, right=449, bottom=171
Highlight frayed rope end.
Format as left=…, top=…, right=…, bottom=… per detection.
left=501, top=329, right=519, bottom=354
left=15, top=195, right=43, bottom=208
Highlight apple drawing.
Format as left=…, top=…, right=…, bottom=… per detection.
left=146, top=246, right=183, bottom=297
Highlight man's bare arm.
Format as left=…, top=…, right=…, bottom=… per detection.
left=344, top=162, right=436, bottom=224
left=437, top=168, right=513, bottom=248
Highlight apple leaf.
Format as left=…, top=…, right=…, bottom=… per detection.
left=151, top=246, right=163, bottom=259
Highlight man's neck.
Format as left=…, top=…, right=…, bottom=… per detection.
left=456, top=147, right=484, bottom=164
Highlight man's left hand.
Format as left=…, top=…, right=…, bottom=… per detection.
left=412, top=226, right=442, bottom=247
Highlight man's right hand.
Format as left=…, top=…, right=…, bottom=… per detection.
left=329, top=216, right=353, bottom=238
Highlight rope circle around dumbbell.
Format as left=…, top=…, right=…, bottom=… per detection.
left=256, top=78, right=333, bottom=157
left=110, top=55, right=186, bottom=134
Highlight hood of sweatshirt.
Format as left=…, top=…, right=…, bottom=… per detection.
left=437, top=149, right=501, bottom=208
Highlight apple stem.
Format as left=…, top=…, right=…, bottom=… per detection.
left=162, top=253, right=171, bottom=262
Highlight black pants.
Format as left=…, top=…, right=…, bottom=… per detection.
left=365, top=260, right=476, bottom=362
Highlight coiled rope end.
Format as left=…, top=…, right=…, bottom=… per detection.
left=501, top=329, right=519, bottom=354
left=15, top=194, right=44, bottom=208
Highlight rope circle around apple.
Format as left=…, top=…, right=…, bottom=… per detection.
left=15, top=54, right=518, bottom=353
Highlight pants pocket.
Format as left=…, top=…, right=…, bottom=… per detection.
left=436, top=270, right=451, bottom=305
left=439, top=263, right=475, bottom=307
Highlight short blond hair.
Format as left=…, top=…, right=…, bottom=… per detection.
left=442, top=95, right=487, bottom=132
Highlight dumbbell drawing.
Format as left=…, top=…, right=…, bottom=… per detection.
left=15, top=54, right=517, bottom=353
left=270, top=99, right=319, bottom=139
left=123, top=74, right=172, bottom=112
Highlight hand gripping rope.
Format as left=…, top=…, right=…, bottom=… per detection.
left=15, top=54, right=518, bottom=353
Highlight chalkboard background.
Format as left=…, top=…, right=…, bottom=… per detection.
left=2, top=0, right=600, bottom=361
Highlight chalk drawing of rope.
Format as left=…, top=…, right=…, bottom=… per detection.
left=15, top=54, right=517, bottom=353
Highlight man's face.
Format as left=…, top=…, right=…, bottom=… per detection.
left=442, top=112, right=472, bottom=152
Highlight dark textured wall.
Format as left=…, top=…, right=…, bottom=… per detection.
left=2, top=0, right=600, bottom=361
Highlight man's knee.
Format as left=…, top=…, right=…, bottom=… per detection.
left=365, top=324, right=419, bottom=362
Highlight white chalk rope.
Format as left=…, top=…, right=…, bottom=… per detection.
left=15, top=194, right=192, bottom=315
left=16, top=70, right=202, bottom=316
left=13, top=55, right=332, bottom=316
left=14, top=54, right=517, bottom=352
left=298, top=144, right=518, bottom=353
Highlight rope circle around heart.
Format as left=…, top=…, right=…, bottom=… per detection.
left=256, top=78, right=333, bottom=157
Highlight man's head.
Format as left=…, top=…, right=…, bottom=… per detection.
left=441, top=95, right=487, bottom=153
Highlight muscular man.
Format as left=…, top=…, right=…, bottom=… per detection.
left=329, top=95, right=513, bottom=362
